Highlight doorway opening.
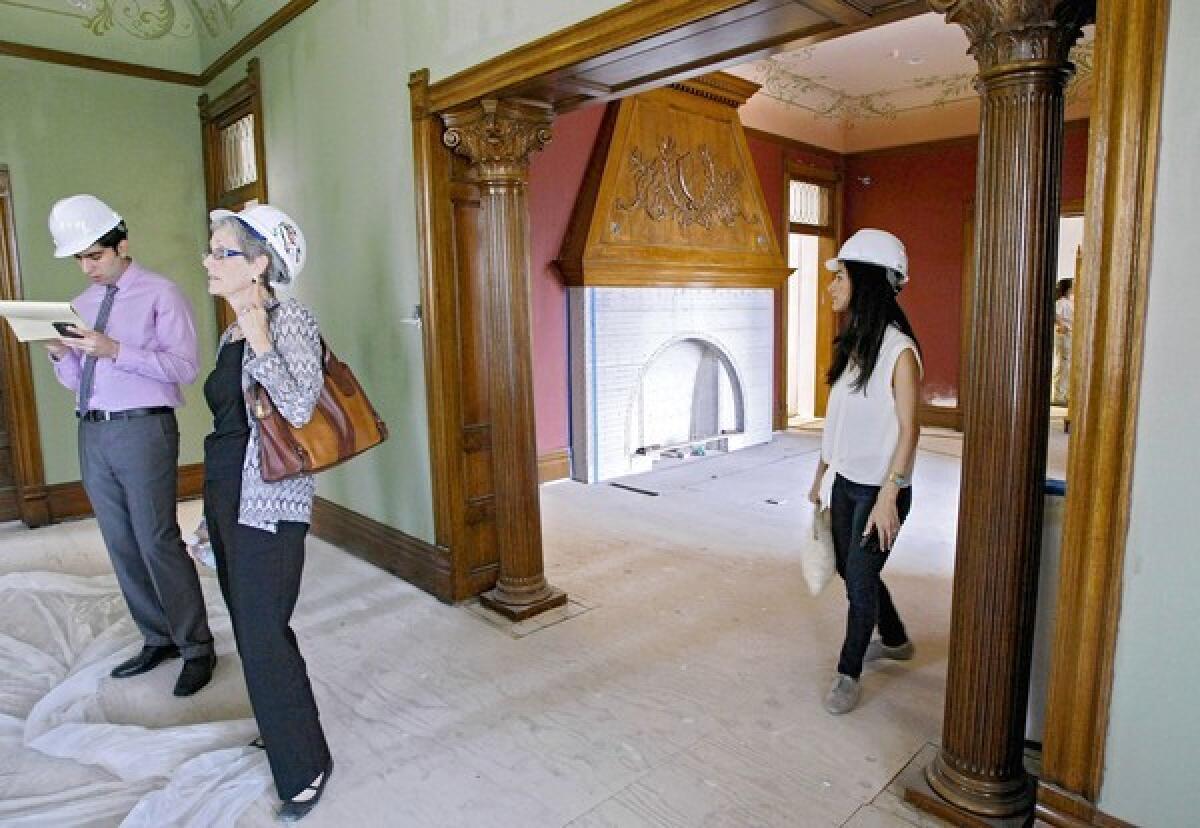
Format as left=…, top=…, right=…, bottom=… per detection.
left=784, top=169, right=839, bottom=427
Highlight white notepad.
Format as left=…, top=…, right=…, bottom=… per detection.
left=0, top=301, right=89, bottom=342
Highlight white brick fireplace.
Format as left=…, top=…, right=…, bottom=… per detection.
left=569, top=286, right=774, bottom=483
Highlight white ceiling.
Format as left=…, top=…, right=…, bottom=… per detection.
left=728, top=12, right=1095, bottom=153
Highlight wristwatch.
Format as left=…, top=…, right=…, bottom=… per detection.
left=886, top=471, right=911, bottom=487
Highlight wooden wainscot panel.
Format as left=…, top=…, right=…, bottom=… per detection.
left=558, top=73, right=792, bottom=289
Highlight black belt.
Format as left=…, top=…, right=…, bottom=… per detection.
left=77, top=406, right=172, bottom=422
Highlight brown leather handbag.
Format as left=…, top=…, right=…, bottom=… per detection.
left=247, top=338, right=387, bottom=482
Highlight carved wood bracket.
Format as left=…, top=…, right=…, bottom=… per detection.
left=441, top=98, right=554, bottom=184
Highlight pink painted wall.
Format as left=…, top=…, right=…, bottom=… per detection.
left=841, top=122, right=1090, bottom=403
left=527, top=103, right=607, bottom=455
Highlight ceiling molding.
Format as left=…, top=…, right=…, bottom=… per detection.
left=198, top=0, right=319, bottom=85
left=0, top=0, right=320, bottom=87
left=0, top=38, right=201, bottom=85
left=733, top=17, right=1094, bottom=129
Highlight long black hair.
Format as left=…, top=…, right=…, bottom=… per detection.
left=826, top=260, right=921, bottom=392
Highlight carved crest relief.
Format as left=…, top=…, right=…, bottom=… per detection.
left=614, top=136, right=758, bottom=230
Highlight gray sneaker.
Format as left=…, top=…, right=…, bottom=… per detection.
left=865, top=639, right=915, bottom=662
left=824, top=673, right=861, bottom=714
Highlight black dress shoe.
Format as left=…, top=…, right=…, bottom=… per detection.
left=173, top=653, right=217, bottom=697
left=111, top=645, right=179, bottom=679
left=277, top=758, right=333, bottom=823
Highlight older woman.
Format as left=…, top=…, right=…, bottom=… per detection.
left=199, top=204, right=331, bottom=821
left=808, top=228, right=922, bottom=716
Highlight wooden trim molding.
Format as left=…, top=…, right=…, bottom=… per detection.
left=537, top=449, right=571, bottom=483
left=1035, top=782, right=1137, bottom=828
left=310, top=496, right=453, bottom=602
left=198, top=0, right=320, bottom=85
left=919, top=404, right=962, bottom=431
left=46, top=463, right=204, bottom=523
left=0, top=167, right=50, bottom=528
left=428, top=1, right=753, bottom=112
left=427, top=0, right=926, bottom=114
left=1039, top=0, right=1169, bottom=806
left=0, top=39, right=201, bottom=86
left=407, top=68, right=464, bottom=567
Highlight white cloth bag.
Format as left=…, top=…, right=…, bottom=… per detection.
left=801, top=467, right=837, bottom=596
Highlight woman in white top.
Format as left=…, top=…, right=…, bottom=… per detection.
left=807, top=228, right=922, bottom=715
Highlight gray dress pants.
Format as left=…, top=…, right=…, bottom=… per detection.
left=79, top=410, right=213, bottom=658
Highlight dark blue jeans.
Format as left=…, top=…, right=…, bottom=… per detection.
left=831, top=474, right=912, bottom=679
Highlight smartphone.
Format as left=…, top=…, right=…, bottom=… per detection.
left=53, top=322, right=84, bottom=338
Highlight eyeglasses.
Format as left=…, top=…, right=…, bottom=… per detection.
left=203, top=246, right=246, bottom=261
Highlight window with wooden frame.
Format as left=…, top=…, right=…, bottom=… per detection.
left=198, top=59, right=268, bottom=333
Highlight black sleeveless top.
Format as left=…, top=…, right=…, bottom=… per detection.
left=203, top=339, right=249, bottom=481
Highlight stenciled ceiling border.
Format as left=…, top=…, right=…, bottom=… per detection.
left=746, top=35, right=1094, bottom=125
left=0, top=0, right=246, bottom=41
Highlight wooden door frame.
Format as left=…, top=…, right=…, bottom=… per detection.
left=0, top=167, right=50, bottom=527
left=775, top=161, right=841, bottom=430
left=411, top=2, right=921, bottom=589
left=1035, top=0, right=1168, bottom=821
left=410, top=7, right=1165, bottom=817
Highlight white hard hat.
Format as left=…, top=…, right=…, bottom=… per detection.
left=48, top=195, right=123, bottom=258
left=211, top=204, right=306, bottom=284
left=825, top=228, right=908, bottom=291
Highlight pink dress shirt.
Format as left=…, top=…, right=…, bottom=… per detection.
left=52, top=261, right=199, bottom=410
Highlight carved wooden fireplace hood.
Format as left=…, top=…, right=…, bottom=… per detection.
left=557, top=73, right=791, bottom=289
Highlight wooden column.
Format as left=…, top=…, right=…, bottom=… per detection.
left=916, top=0, right=1090, bottom=820
left=442, top=98, right=567, bottom=620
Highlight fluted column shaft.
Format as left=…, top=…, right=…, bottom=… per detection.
left=923, top=0, right=1088, bottom=818
left=443, top=99, right=566, bottom=620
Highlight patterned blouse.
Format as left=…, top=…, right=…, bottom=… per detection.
left=218, top=297, right=323, bottom=532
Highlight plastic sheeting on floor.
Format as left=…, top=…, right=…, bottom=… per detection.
left=0, top=572, right=270, bottom=827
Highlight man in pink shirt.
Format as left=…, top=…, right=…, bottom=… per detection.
left=46, top=194, right=215, bottom=697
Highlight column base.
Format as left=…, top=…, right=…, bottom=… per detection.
left=480, top=582, right=567, bottom=621
left=915, top=750, right=1035, bottom=821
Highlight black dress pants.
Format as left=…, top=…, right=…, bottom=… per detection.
left=830, top=474, right=912, bottom=680
left=203, top=477, right=330, bottom=800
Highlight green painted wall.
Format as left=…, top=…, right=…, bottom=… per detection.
left=1099, top=3, right=1200, bottom=825
left=0, top=55, right=213, bottom=484
left=2, top=0, right=645, bottom=535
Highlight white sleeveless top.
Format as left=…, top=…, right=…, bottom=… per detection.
left=820, top=325, right=922, bottom=493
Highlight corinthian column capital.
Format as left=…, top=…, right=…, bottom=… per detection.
left=442, top=98, right=554, bottom=183
left=930, top=0, right=1093, bottom=74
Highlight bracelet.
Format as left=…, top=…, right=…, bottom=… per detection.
left=886, top=471, right=911, bottom=487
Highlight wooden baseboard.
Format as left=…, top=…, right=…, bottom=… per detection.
left=45, top=463, right=204, bottom=522
left=1035, top=782, right=1135, bottom=828
left=309, top=496, right=454, bottom=603
left=920, top=403, right=962, bottom=431
left=537, top=448, right=571, bottom=483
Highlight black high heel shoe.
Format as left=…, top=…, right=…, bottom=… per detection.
left=277, top=758, right=333, bottom=823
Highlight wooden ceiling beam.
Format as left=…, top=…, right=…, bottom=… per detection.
left=798, top=0, right=870, bottom=25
